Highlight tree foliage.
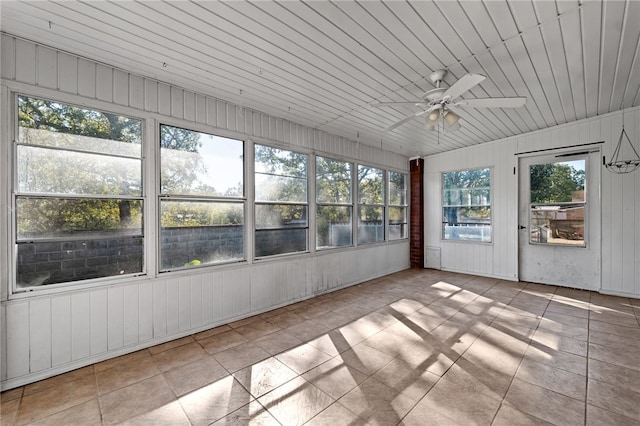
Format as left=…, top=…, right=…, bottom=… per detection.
left=17, top=97, right=203, bottom=237
left=443, top=168, right=491, bottom=225
left=254, top=145, right=308, bottom=227
left=530, top=162, right=585, bottom=204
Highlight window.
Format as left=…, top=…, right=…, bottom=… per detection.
left=254, top=145, right=308, bottom=257
left=15, top=95, right=144, bottom=289
left=529, top=159, right=586, bottom=246
left=442, top=168, right=491, bottom=242
left=316, top=156, right=353, bottom=248
left=357, top=165, right=384, bottom=244
left=159, top=125, right=244, bottom=271
left=388, top=172, right=408, bottom=240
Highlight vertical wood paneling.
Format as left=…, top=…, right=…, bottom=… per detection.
left=36, top=46, right=57, bottom=89
left=227, top=103, right=237, bottom=131
left=201, top=273, right=214, bottom=324
left=78, top=60, right=96, bottom=99
left=178, top=277, right=191, bottom=331
left=0, top=305, right=5, bottom=381
left=94, top=63, right=111, bottom=101
left=253, top=111, right=261, bottom=136
left=236, top=106, right=245, bottom=134
left=191, top=274, right=203, bottom=328
left=57, top=52, right=78, bottom=94
left=152, top=279, right=168, bottom=338
left=217, top=100, right=227, bottom=129
left=244, top=108, right=254, bottom=136
left=129, top=75, right=144, bottom=110
left=195, top=94, right=206, bottom=124
left=205, top=97, right=216, bottom=126
left=51, top=296, right=71, bottom=366
left=107, top=287, right=124, bottom=350
left=1, top=36, right=16, bottom=80
left=15, top=38, right=36, bottom=84
left=183, top=90, right=195, bottom=122
left=71, top=293, right=91, bottom=360
left=90, top=289, right=108, bottom=355
left=123, top=285, right=139, bottom=346
left=6, top=303, right=29, bottom=378
left=157, top=83, right=171, bottom=116
left=112, top=69, right=129, bottom=106
left=144, top=79, right=158, bottom=113
left=29, top=299, right=51, bottom=372
left=212, top=271, right=224, bottom=321
left=171, top=87, right=184, bottom=119
left=166, top=278, right=180, bottom=334
left=138, top=282, right=153, bottom=342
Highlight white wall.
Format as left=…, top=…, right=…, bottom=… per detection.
left=424, top=105, right=640, bottom=299
left=0, top=34, right=410, bottom=390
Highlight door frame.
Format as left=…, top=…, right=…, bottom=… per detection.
left=517, top=147, right=602, bottom=290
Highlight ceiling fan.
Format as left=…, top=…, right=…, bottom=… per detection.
left=371, top=69, right=526, bottom=132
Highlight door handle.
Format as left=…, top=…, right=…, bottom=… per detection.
left=519, top=225, right=527, bottom=230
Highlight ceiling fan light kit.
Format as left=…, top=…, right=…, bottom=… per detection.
left=372, top=69, right=527, bottom=134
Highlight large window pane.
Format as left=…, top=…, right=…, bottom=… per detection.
left=255, top=229, right=307, bottom=257
left=18, top=145, right=141, bottom=196
left=388, top=172, right=408, bottom=240
left=255, top=145, right=307, bottom=177
left=18, top=96, right=142, bottom=150
left=358, top=165, right=384, bottom=244
left=255, top=145, right=308, bottom=257
left=442, top=168, right=491, bottom=242
left=160, top=200, right=244, bottom=270
left=17, top=197, right=143, bottom=240
left=358, top=166, right=383, bottom=204
left=529, top=159, right=586, bottom=246
left=317, top=157, right=351, bottom=204
left=389, top=172, right=407, bottom=205
left=17, top=238, right=143, bottom=288
left=317, top=205, right=352, bottom=248
left=255, top=174, right=307, bottom=202
left=530, top=205, right=585, bottom=246
left=15, top=96, right=145, bottom=290
left=160, top=125, right=243, bottom=197
left=317, top=156, right=353, bottom=249
left=255, top=204, right=307, bottom=229
left=358, top=205, right=384, bottom=244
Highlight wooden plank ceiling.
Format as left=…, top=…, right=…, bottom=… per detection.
left=1, top=0, right=638, bottom=157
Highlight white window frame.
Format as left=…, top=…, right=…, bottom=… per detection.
left=388, top=171, right=409, bottom=241
left=442, top=167, right=492, bottom=243
left=11, top=92, right=147, bottom=293
left=158, top=123, right=246, bottom=272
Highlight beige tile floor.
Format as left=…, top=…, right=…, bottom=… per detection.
left=2, top=269, right=640, bottom=425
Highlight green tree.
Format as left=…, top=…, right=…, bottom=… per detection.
left=254, top=145, right=307, bottom=226
left=530, top=162, right=584, bottom=203
left=443, top=168, right=490, bottom=225
left=17, top=97, right=202, bottom=236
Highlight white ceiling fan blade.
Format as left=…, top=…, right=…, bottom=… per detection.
left=442, top=73, right=486, bottom=101
left=456, top=97, right=527, bottom=108
left=370, top=101, right=427, bottom=107
left=384, top=108, right=432, bottom=131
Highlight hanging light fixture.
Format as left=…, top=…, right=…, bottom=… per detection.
left=605, top=109, right=640, bottom=174
left=424, top=106, right=461, bottom=133
left=444, top=110, right=459, bottom=127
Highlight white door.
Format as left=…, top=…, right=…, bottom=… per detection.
left=518, top=150, right=600, bottom=290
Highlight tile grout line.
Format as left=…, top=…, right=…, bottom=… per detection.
left=488, top=283, right=556, bottom=426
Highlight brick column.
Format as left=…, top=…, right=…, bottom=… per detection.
left=409, top=158, right=424, bottom=268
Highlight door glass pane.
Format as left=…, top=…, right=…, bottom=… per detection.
left=529, top=159, right=586, bottom=246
